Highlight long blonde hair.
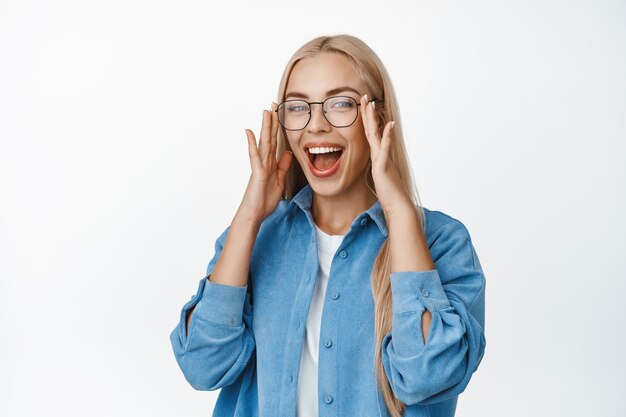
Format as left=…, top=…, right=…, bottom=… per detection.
left=275, top=34, right=426, bottom=417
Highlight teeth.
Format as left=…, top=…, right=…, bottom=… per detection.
left=308, top=146, right=343, bottom=154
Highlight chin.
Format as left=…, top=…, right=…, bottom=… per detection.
left=308, top=178, right=342, bottom=194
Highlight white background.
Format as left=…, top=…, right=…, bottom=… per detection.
left=1, top=1, right=625, bottom=416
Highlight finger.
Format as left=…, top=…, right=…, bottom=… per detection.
left=276, top=150, right=293, bottom=189
left=245, top=129, right=262, bottom=171
left=270, top=102, right=279, bottom=160
left=380, top=121, right=394, bottom=158
left=366, top=97, right=382, bottom=142
left=260, top=109, right=271, bottom=161
left=360, top=95, right=380, bottom=154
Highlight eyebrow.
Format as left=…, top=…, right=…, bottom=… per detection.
left=285, top=86, right=362, bottom=99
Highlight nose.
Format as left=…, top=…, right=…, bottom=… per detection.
left=306, top=103, right=331, bottom=133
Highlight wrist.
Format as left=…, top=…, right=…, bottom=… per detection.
left=384, top=199, right=417, bottom=225
left=232, top=211, right=263, bottom=232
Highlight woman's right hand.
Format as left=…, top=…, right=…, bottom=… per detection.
left=236, top=102, right=293, bottom=226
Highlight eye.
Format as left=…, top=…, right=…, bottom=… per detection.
left=328, top=97, right=356, bottom=111
left=286, top=102, right=309, bottom=113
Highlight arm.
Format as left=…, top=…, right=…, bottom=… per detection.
left=383, top=212, right=487, bottom=406
left=387, top=208, right=436, bottom=342
left=169, top=215, right=260, bottom=391
left=171, top=102, right=289, bottom=391
left=185, top=216, right=261, bottom=334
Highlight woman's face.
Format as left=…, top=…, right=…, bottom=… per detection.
left=283, top=52, right=373, bottom=199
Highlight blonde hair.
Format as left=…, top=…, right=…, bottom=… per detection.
left=275, top=34, right=426, bottom=417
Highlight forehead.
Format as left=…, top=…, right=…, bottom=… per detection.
left=286, top=52, right=366, bottom=99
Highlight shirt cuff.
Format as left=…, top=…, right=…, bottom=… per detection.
left=192, top=275, right=248, bottom=327
left=390, top=269, right=450, bottom=314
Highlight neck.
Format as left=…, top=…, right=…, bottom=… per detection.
left=311, top=179, right=377, bottom=236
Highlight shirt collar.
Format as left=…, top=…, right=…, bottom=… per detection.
left=290, top=183, right=388, bottom=238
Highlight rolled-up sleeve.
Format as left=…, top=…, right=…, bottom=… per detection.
left=169, top=226, right=256, bottom=391
left=382, top=220, right=486, bottom=406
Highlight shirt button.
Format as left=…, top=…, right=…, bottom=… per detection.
left=297, top=320, right=301, bottom=328
left=360, top=218, right=368, bottom=226
left=324, top=339, right=333, bottom=348
left=289, top=374, right=293, bottom=383
left=421, top=289, right=429, bottom=297
left=307, top=273, right=311, bottom=283
left=323, top=394, right=333, bottom=404
left=339, top=250, right=348, bottom=259
left=331, top=292, right=340, bottom=300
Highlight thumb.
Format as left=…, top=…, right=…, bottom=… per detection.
left=276, top=151, right=293, bottom=187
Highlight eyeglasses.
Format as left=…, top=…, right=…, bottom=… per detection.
left=275, top=95, right=382, bottom=131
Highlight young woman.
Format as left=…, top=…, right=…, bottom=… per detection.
left=170, top=34, right=486, bottom=417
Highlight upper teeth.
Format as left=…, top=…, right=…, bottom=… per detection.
left=308, top=146, right=343, bottom=154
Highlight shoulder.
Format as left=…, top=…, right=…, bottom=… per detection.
left=421, top=206, right=479, bottom=270
left=265, top=198, right=298, bottom=228
left=213, top=199, right=296, bottom=247
left=422, top=207, right=472, bottom=241
left=214, top=199, right=296, bottom=241
left=422, top=207, right=485, bottom=308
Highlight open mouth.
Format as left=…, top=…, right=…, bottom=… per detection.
left=306, top=146, right=344, bottom=172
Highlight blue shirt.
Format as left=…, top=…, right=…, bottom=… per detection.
left=170, top=184, right=486, bottom=417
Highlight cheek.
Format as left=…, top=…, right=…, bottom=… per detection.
left=354, top=118, right=372, bottom=148
left=286, top=132, right=309, bottom=164
left=348, top=125, right=370, bottom=157
left=285, top=132, right=299, bottom=152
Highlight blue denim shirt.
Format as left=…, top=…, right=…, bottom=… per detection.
left=170, top=184, right=486, bottom=417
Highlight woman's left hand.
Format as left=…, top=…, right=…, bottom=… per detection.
left=360, top=94, right=414, bottom=220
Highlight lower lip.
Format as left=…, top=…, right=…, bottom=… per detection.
left=307, top=151, right=344, bottom=178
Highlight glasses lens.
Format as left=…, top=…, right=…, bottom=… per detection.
left=278, top=100, right=310, bottom=130
left=324, top=96, right=358, bottom=127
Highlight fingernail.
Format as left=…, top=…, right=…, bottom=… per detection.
left=364, top=94, right=369, bottom=101
left=391, top=121, right=396, bottom=129
left=372, top=101, right=376, bottom=109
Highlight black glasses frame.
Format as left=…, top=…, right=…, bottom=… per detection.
left=274, top=95, right=383, bottom=131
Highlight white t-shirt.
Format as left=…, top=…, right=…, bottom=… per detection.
left=296, top=223, right=345, bottom=417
